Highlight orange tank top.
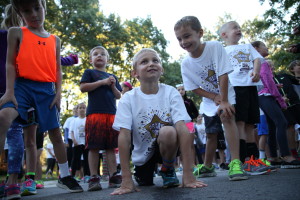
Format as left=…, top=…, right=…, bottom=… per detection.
left=16, top=27, right=57, bottom=82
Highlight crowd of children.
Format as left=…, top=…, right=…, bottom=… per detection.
left=0, top=0, right=299, bottom=199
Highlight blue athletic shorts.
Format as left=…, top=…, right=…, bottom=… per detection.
left=257, top=114, right=269, bottom=136
left=1, top=78, right=60, bottom=133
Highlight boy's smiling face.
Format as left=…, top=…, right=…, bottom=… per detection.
left=222, top=22, right=242, bottom=45
left=133, top=51, right=163, bottom=82
left=175, top=25, right=203, bottom=57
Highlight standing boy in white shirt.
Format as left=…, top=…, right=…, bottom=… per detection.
left=174, top=16, right=248, bottom=181
left=219, top=21, right=262, bottom=163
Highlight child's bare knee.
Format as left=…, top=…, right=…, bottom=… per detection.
left=0, top=108, right=15, bottom=126
left=48, top=128, right=62, bottom=144
left=159, top=126, right=177, bottom=140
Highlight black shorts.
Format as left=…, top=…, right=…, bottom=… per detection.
left=283, top=104, right=300, bottom=125
left=133, top=143, right=160, bottom=186
left=234, top=86, right=260, bottom=124
left=203, top=114, right=223, bottom=134
left=133, top=141, right=179, bottom=186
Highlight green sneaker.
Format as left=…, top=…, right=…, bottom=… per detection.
left=260, top=158, right=271, bottom=166
left=228, top=159, right=248, bottom=181
left=193, top=164, right=217, bottom=178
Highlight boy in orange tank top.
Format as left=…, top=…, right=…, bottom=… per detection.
left=0, top=0, right=83, bottom=193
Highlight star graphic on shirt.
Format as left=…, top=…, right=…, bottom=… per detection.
left=205, top=69, right=218, bottom=88
left=144, top=114, right=171, bottom=138
left=233, top=51, right=250, bottom=63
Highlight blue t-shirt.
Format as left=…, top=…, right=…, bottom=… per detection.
left=80, top=69, right=121, bottom=116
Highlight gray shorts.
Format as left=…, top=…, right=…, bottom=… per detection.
left=202, top=114, right=223, bottom=134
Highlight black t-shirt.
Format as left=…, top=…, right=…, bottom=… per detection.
left=80, top=69, right=122, bottom=116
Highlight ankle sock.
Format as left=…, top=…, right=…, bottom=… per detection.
left=58, top=162, right=70, bottom=178
left=259, top=150, right=266, bottom=159
left=26, top=172, right=35, bottom=180
left=161, top=158, right=175, bottom=172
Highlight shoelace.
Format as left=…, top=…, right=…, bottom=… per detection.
left=256, top=159, right=269, bottom=166
left=229, top=160, right=242, bottom=170
left=244, top=156, right=261, bottom=167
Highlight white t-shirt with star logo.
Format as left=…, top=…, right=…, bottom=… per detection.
left=225, top=43, right=263, bottom=86
left=181, top=41, right=235, bottom=116
left=113, top=84, right=191, bottom=166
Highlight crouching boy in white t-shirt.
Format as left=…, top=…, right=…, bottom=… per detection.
left=111, top=48, right=207, bottom=195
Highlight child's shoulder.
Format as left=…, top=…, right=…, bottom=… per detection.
left=7, top=27, right=21, bottom=37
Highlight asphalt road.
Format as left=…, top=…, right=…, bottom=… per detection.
left=23, top=168, right=300, bottom=200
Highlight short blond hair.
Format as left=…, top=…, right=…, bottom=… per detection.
left=89, top=46, right=110, bottom=61
left=132, top=48, right=161, bottom=70
left=219, top=21, right=238, bottom=37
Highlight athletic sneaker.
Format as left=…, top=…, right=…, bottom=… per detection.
left=56, top=175, right=83, bottom=193
left=74, top=176, right=81, bottom=183
left=5, top=184, right=21, bottom=200
left=281, top=159, right=300, bottom=169
left=100, top=175, right=109, bottom=182
left=228, top=159, right=248, bottom=181
left=270, top=160, right=283, bottom=168
left=160, top=169, right=180, bottom=188
left=109, top=172, right=122, bottom=188
left=84, top=176, right=91, bottom=183
left=88, top=175, right=102, bottom=191
left=258, top=158, right=277, bottom=171
left=21, top=179, right=37, bottom=196
left=35, top=180, right=44, bottom=189
left=220, top=163, right=229, bottom=170
left=193, top=164, right=217, bottom=178
left=242, top=156, right=270, bottom=175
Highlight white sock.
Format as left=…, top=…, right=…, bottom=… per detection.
left=58, top=162, right=70, bottom=178
left=259, top=150, right=265, bottom=159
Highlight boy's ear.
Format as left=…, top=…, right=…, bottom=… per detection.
left=221, top=32, right=226, bottom=39
left=131, top=70, right=138, bottom=78
left=198, top=29, right=204, bottom=38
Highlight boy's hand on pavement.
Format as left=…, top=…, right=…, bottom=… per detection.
left=110, top=179, right=140, bottom=195
left=181, top=174, right=207, bottom=188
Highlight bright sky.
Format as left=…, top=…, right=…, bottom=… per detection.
left=100, top=0, right=271, bottom=60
